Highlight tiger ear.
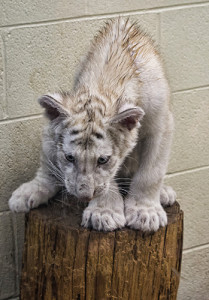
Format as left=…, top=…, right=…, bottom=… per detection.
left=111, top=105, right=144, bottom=131
left=38, top=93, right=70, bottom=120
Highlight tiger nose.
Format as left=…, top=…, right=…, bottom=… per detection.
left=80, top=196, right=92, bottom=202
left=77, top=184, right=94, bottom=200
left=78, top=191, right=94, bottom=202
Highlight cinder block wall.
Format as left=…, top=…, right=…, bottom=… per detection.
left=0, top=1, right=209, bottom=299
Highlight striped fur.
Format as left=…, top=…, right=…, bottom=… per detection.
left=9, top=18, right=176, bottom=232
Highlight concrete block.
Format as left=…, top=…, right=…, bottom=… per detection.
left=161, top=5, right=209, bottom=91
left=165, top=167, right=209, bottom=249
left=0, top=211, right=16, bottom=299
left=178, top=246, right=209, bottom=300
left=85, top=0, right=208, bottom=17
left=5, top=14, right=158, bottom=118
left=0, top=0, right=87, bottom=26
left=0, top=0, right=206, bottom=26
left=168, top=88, right=209, bottom=173
left=0, top=117, right=43, bottom=211
left=0, top=34, right=6, bottom=120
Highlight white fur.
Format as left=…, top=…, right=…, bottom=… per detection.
left=81, top=181, right=125, bottom=231
left=9, top=19, right=176, bottom=233
left=9, top=180, right=55, bottom=212
left=9, top=168, right=59, bottom=212
left=160, top=185, right=176, bottom=207
left=125, top=197, right=167, bottom=232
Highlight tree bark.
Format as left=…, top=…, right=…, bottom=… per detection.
left=20, top=198, right=183, bottom=300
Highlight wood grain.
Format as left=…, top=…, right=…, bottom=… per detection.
left=20, top=198, right=183, bottom=300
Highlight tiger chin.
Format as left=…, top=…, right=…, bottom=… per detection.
left=9, top=18, right=176, bottom=232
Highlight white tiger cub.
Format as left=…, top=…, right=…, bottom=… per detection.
left=9, top=18, right=176, bottom=232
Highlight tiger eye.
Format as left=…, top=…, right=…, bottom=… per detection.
left=97, top=156, right=110, bottom=165
left=65, top=154, right=75, bottom=163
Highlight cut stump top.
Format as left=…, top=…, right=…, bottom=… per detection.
left=27, top=197, right=182, bottom=233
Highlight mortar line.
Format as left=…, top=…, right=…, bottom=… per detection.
left=166, top=165, right=209, bottom=178
left=0, top=113, right=43, bottom=125
left=0, top=1, right=209, bottom=30
left=183, top=243, right=209, bottom=254
left=172, top=84, right=209, bottom=94
left=0, top=210, right=11, bottom=216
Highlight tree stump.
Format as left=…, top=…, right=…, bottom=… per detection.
left=20, top=198, right=183, bottom=300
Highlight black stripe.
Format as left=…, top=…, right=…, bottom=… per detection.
left=92, top=132, right=104, bottom=139
left=70, top=129, right=80, bottom=135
